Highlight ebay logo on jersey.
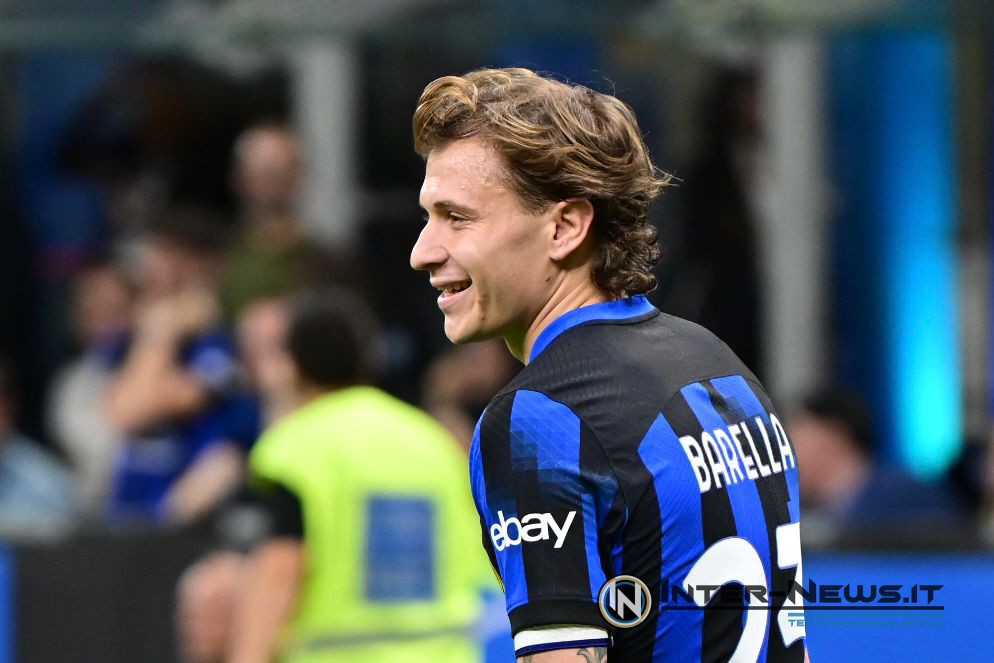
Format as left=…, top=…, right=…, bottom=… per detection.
left=490, top=509, right=576, bottom=551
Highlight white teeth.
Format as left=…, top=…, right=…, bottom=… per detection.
left=440, top=281, right=471, bottom=295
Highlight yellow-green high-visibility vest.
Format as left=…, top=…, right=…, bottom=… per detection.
left=249, top=385, right=490, bottom=663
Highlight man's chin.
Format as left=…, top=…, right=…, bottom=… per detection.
left=443, top=318, right=494, bottom=345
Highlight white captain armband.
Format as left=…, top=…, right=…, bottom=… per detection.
left=513, top=624, right=611, bottom=658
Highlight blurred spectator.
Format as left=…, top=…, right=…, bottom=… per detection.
left=977, top=438, right=994, bottom=545
left=0, top=357, right=76, bottom=535
left=180, top=290, right=488, bottom=663
left=944, top=437, right=988, bottom=522
left=421, top=339, right=518, bottom=451
left=235, top=297, right=297, bottom=425
left=103, top=209, right=259, bottom=525
left=47, top=257, right=133, bottom=514
left=789, top=389, right=964, bottom=541
left=220, top=124, right=351, bottom=319
left=231, top=124, right=300, bottom=222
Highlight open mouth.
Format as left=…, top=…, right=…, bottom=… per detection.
left=437, top=279, right=472, bottom=300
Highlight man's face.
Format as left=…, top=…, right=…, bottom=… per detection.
left=139, top=240, right=185, bottom=299
left=74, top=268, right=132, bottom=345
left=236, top=298, right=294, bottom=395
left=411, top=138, right=555, bottom=345
left=233, top=129, right=301, bottom=213
left=139, top=240, right=217, bottom=299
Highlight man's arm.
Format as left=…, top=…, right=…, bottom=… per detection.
left=176, top=551, right=245, bottom=663
left=473, top=392, right=618, bottom=657
left=165, top=441, right=246, bottom=524
left=519, top=648, right=607, bottom=663
left=105, top=291, right=225, bottom=433
left=105, top=333, right=211, bottom=432
left=226, top=477, right=306, bottom=663
left=226, top=539, right=305, bottom=663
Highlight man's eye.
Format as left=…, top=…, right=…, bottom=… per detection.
left=421, top=211, right=468, bottom=224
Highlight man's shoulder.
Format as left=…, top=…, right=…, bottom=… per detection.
left=258, top=387, right=455, bottom=454
left=472, top=389, right=591, bottom=469
left=499, top=311, right=754, bottom=406
left=474, top=312, right=762, bottom=470
left=479, top=388, right=578, bottom=425
left=252, top=402, right=312, bottom=456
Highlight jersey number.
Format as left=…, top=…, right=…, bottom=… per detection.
left=682, top=522, right=805, bottom=661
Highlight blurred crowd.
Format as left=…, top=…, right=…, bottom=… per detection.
left=1, top=123, right=517, bottom=541
left=1, top=89, right=992, bottom=551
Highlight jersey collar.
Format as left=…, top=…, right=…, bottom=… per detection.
left=528, top=295, right=657, bottom=363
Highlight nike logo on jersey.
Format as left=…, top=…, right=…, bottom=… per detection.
left=678, top=412, right=796, bottom=494
left=490, top=510, right=576, bottom=552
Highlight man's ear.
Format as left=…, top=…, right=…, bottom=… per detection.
left=549, top=198, right=596, bottom=262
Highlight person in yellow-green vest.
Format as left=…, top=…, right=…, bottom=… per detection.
left=226, top=290, right=490, bottom=663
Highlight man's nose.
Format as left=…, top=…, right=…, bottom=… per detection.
left=410, top=220, right=446, bottom=272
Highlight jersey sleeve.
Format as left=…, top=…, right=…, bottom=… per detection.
left=469, top=389, right=618, bottom=650
left=250, top=480, right=306, bottom=540
left=245, top=423, right=308, bottom=541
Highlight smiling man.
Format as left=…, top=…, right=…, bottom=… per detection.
left=411, top=68, right=808, bottom=663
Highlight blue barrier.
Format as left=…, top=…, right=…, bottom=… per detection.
left=806, top=553, right=994, bottom=660
left=0, top=544, right=11, bottom=663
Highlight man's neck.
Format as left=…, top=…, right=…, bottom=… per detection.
left=245, top=211, right=300, bottom=248
left=508, top=279, right=610, bottom=364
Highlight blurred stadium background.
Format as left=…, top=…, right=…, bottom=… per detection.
left=0, top=0, right=992, bottom=660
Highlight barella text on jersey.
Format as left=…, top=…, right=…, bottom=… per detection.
left=679, top=412, right=796, bottom=494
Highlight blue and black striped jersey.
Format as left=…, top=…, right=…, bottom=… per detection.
left=470, top=296, right=806, bottom=662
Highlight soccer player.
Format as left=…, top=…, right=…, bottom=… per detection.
left=410, top=68, right=807, bottom=662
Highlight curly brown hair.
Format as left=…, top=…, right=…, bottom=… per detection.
left=413, top=68, right=671, bottom=298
